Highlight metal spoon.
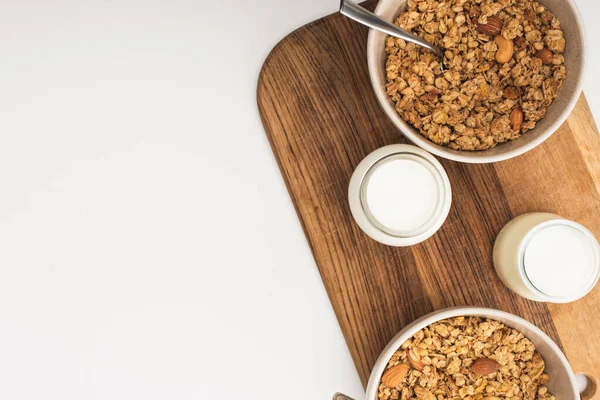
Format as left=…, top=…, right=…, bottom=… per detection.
left=339, top=0, right=445, bottom=65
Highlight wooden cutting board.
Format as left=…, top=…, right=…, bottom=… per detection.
left=257, top=0, right=600, bottom=394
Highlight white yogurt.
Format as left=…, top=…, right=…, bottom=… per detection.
left=524, top=224, right=598, bottom=298
left=364, top=158, right=438, bottom=234
left=348, top=144, right=452, bottom=247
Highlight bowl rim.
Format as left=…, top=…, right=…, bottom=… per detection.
left=363, top=306, right=578, bottom=400
left=366, top=0, right=588, bottom=164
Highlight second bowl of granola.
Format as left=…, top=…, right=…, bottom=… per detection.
left=367, top=0, right=586, bottom=163
left=354, top=307, right=586, bottom=400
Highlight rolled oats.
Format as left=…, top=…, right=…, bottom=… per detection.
left=378, top=317, right=555, bottom=400
left=385, top=0, right=567, bottom=151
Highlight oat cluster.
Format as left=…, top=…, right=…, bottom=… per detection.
left=384, top=0, right=567, bottom=151
left=378, top=317, right=554, bottom=400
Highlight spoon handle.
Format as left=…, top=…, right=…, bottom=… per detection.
left=339, top=0, right=444, bottom=59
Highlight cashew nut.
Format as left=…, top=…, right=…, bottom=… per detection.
left=495, top=35, right=514, bottom=64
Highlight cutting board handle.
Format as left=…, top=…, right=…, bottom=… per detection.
left=333, top=393, right=356, bottom=400
left=577, top=373, right=597, bottom=400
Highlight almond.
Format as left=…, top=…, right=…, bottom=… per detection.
left=535, top=48, right=553, bottom=65
left=406, top=349, right=425, bottom=371
left=494, top=35, right=514, bottom=64
left=477, top=15, right=503, bottom=36
left=381, top=364, right=410, bottom=388
left=471, top=358, right=501, bottom=375
left=503, top=86, right=520, bottom=100
left=510, top=107, right=524, bottom=131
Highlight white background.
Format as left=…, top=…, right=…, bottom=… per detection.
left=0, top=1, right=598, bottom=399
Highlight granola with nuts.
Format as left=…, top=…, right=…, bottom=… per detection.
left=385, top=0, right=567, bottom=151
left=378, top=317, right=554, bottom=400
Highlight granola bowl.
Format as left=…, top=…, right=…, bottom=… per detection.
left=352, top=307, right=590, bottom=400
left=367, top=0, right=586, bottom=163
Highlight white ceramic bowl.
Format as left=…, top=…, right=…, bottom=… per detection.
left=367, top=0, right=587, bottom=163
left=336, top=307, right=591, bottom=400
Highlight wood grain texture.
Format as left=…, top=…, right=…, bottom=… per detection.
left=257, top=0, right=600, bottom=392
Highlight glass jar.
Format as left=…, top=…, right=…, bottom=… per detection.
left=348, top=144, right=451, bottom=247
left=493, top=212, right=600, bottom=303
